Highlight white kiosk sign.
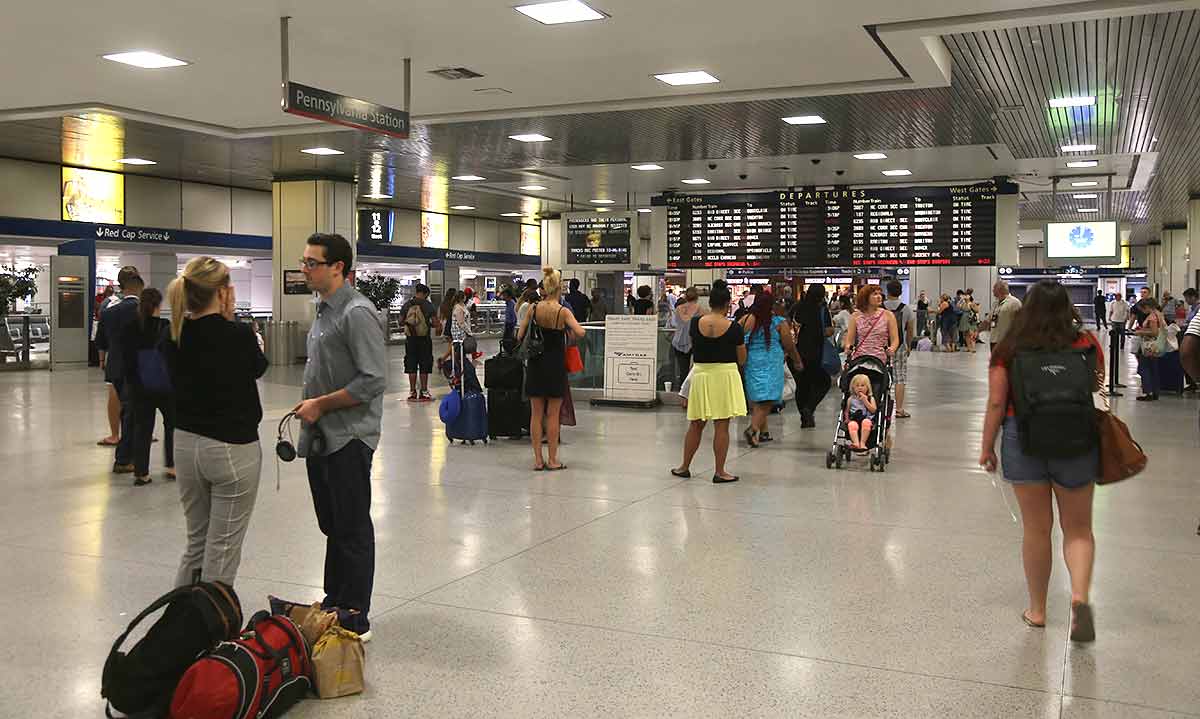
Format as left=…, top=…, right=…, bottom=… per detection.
left=602, top=315, right=658, bottom=403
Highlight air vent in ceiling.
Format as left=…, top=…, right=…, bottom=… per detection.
left=473, top=87, right=512, bottom=96
left=996, top=104, right=1025, bottom=115
left=428, top=67, right=485, bottom=80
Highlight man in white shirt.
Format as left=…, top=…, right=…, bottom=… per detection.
left=989, top=280, right=1022, bottom=348
left=1108, top=294, right=1130, bottom=350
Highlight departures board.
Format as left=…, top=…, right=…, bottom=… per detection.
left=657, top=181, right=1004, bottom=269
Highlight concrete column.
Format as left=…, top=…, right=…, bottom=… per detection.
left=995, top=194, right=1019, bottom=267
left=145, top=253, right=177, bottom=294
left=1162, top=228, right=1188, bottom=294
left=272, top=179, right=356, bottom=323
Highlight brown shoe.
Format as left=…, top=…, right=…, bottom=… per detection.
left=112, top=463, right=135, bottom=474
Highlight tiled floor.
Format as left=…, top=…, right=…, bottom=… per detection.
left=2, top=344, right=1197, bottom=718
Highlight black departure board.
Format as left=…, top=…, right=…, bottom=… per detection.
left=658, top=181, right=1000, bottom=269
left=566, top=215, right=632, bottom=265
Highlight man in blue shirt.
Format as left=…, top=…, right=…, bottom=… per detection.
left=294, top=233, right=387, bottom=642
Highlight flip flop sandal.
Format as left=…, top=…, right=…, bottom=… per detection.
left=546, top=464, right=568, bottom=472
left=670, top=468, right=691, bottom=478
left=896, top=411, right=912, bottom=418
left=1022, top=611, right=1045, bottom=628
left=97, top=439, right=119, bottom=446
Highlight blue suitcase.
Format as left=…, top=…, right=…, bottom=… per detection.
left=446, top=341, right=489, bottom=444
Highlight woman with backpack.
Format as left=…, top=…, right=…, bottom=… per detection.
left=979, top=280, right=1104, bottom=643
left=121, top=287, right=175, bottom=487
left=164, top=257, right=268, bottom=587
left=670, top=287, right=701, bottom=389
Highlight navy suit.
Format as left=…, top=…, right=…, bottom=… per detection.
left=96, top=296, right=139, bottom=465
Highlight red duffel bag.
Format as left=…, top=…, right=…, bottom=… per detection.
left=169, top=612, right=312, bottom=719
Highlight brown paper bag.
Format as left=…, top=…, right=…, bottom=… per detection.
left=297, top=602, right=338, bottom=648
left=312, top=626, right=366, bottom=699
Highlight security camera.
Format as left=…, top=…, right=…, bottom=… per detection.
left=708, top=162, right=718, bottom=170
left=835, top=169, right=845, bottom=176
left=810, top=158, right=821, bottom=165
left=738, top=173, right=748, bottom=180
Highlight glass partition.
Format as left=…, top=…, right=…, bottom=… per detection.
left=568, top=323, right=681, bottom=392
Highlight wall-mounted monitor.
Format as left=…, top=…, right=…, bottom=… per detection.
left=421, top=212, right=448, bottom=248
left=62, top=167, right=124, bottom=224
left=563, top=212, right=635, bottom=270
left=1044, top=221, right=1120, bottom=265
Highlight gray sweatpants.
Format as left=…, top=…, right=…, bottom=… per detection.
left=173, top=430, right=262, bottom=587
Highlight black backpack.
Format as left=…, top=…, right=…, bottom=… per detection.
left=1009, top=347, right=1098, bottom=459
left=101, top=581, right=242, bottom=718
left=890, top=302, right=907, bottom=347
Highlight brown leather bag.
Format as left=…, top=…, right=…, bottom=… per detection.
left=1094, top=408, right=1147, bottom=484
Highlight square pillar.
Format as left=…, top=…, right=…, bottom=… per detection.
left=272, top=179, right=356, bottom=323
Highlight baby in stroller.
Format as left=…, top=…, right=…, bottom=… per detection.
left=845, top=374, right=879, bottom=451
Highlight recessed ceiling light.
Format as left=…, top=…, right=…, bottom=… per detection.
left=117, top=158, right=156, bottom=165
left=1072, top=181, right=1099, bottom=187
left=632, top=164, right=664, bottom=171
left=637, top=208, right=652, bottom=213
left=782, top=115, right=826, bottom=125
left=1061, top=144, right=1097, bottom=153
left=1067, top=160, right=1099, bottom=168
left=509, top=133, right=552, bottom=143
left=1079, top=208, right=1100, bottom=213
left=450, top=205, right=476, bottom=210
left=1049, top=96, right=1095, bottom=108
left=519, top=185, right=548, bottom=191
left=514, top=0, right=607, bottom=25
left=301, top=147, right=344, bottom=156
left=500, top=212, right=525, bottom=217
left=1073, top=193, right=1098, bottom=199
left=590, top=199, right=615, bottom=204
left=362, top=193, right=392, bottom=200
left=452, top=175, right=486, bottom=181
left=654, top=71, right=720, bottom=86
left=102, top=51, right=189, bottom=69
left=595, top=207, right=611, bottom=212
left=681, top=178, right=711, bottom=184
left=882, top=169, right=912, bottom=177
left=854, top=152, right=887, bottom=160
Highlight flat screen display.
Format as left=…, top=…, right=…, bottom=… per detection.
left=421, top=212, right=448, bottom=249
left=520, top=224, right=541, bottom=257
left=1045, top=221, right=1119, bottom=264
left=565, top=214, right=633, bottom=267
left=658, top=181, right=1002, bottom=269
left=62, top=167, right=124, bottom=224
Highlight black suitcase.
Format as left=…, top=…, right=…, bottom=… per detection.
left=488, top=388, right=529, bottom=439
left=485, top=354, right=524, bottom=391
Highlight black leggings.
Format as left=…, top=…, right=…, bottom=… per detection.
left=793, top=361, right=831, bottom=416
left=131, top=387, right=175, bottom=477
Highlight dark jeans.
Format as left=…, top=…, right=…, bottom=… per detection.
left=673, top=348, right=692, bottom=388
left=111, top=378, right=136, bottom=465
left=793, top=360, right=832, bottom=416
left=131, top=386, right=175, bottom=477
left=307, top=439, right=376, bottom=620
left=1137, top=353, right=1161, bottom=395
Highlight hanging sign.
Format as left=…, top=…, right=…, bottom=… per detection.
left=283, top=82, right=410, bottom=139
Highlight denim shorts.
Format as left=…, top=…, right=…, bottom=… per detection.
left=1000, top=418, right=1097, bottom=488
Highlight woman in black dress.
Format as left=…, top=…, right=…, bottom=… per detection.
left=518, top=268, right=586, bottom=471
left=788, top=284, right=834, bottom=428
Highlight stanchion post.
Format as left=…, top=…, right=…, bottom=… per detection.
left=1107, top=326, right=1123, bottom=397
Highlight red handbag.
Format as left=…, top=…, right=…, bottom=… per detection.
left=564, top=345, right=584, bottom=374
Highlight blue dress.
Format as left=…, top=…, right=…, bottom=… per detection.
left=743, top=316, right=786, bottom=402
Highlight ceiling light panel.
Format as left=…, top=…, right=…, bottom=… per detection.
left=782, top=115, right=826, bottom=125
left=515, top=0, right=607, bottom=25
left=451, top=205, right=476, bottom=210
left=500, top=212, right=525, bottom=217
left=1061, top=144, right=1097, bottom=153
left=362, top=193, right=392, bottom=199
left=681, top=178, right=710, bottom=184
left=1066, top=160, right=1099, bottom=168
left=519, top=185, right=548, bottom=191
left=1049, top=96, right=1095, bottom=108
left=1079, top=208, right=1100, bottom=213
left=1073, top=193, right=1098, bottom=199
left=590, top=199, right=615, bottom=204
left=301, top=147, right=344, bottom=155
left=632, top=164, right=664, bottom=171
left=882, top=169, right=912, bottom=176
left=1072, top=181, right=1099, bottom=187
left=509, top=133, right=552, bottom=143
left=102, top=51, right=188, bottom=68
left=637, top=208, right=652, bottom=213
left=117, top=158, right=156, bottom=165
left=854, top=152, right=887, bottom=160
left=452, top=175, right=486, bottom=181
left=654, top=71, right=720, bottom=86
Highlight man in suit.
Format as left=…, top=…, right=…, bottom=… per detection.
left=95, top=266, right=144, bottom=473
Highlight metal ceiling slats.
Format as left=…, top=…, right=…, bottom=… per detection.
left=987, top=31, right=1041, bottom=157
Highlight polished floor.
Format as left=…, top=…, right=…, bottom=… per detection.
left=2, top=343, right=1197, bottom=718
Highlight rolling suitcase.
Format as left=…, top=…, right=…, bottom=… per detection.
left=484, top=354, right=524, bottom=391
left=1159, top=350, right=1185, bottom=394
left=488, top=388, right=530, bottom=439
left=447, top=341, right=489, bottom=445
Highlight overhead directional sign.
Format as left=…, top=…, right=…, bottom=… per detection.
left=283, top=82, right=410, bottom=139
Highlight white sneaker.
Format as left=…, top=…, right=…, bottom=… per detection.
left=357, top=630, right=372, bottom=644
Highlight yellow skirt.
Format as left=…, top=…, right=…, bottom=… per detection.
left=687, top=362, right=748, bottom=421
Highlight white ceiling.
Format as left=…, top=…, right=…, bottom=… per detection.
left=0, top=0, right=1089, bottom=129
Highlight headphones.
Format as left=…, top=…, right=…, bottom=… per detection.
left=276, top=411, right=325, bottom=462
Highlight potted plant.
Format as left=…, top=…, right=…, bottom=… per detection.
left=355, top=273, right=401, bottom=312
left=0, top=264, right=40, bottom=315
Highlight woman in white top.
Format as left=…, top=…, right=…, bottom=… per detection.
left=832, top=296, right=853, bottom=349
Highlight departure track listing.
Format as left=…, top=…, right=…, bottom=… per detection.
left=659, top=182, right=998, bottom=269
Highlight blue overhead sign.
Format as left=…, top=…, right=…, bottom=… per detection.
left=0, top=216, right=271, bottom=251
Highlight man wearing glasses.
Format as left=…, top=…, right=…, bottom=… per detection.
left=293, top=233, right=387, bottom=641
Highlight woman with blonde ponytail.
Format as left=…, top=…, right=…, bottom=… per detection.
left=161, top=256, right=268, bottom=588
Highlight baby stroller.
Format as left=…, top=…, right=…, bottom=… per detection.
left=825, top=355, right=894, bottom=473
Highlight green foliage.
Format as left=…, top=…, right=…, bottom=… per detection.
left=0, top=265, right=40, bottom=315
left=355, top=273, right=401, bottom=311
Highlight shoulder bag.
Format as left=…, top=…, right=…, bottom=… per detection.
left=1094, top=393, right=1147, bottom=484
left=819, top=309, right=841, bottom=376
left=516, top=302, right=545, bottom=362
